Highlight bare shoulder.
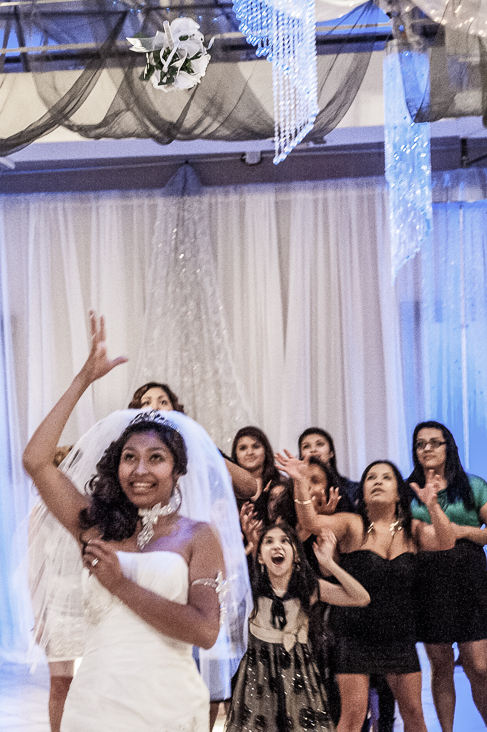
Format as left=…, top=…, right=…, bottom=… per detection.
left=336, top=512, right=365, bottom=550
left=181, top=517, right=220, bottom=542
left=186, top=520, right=225, bottom=581
left=333, top=511, right=362, bottom=536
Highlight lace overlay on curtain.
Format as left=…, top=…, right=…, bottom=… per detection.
left=131, top=165, right=253, bottom=450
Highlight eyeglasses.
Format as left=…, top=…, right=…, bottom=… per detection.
left=415, top=439, right=446, bottom=451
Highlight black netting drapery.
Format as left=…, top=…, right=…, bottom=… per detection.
left=0, top=0, right=381, bottom=155
left=395, top=12, right=487, bottom=123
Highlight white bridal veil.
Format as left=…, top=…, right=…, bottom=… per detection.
left=29, top=409, right=251, bottom=697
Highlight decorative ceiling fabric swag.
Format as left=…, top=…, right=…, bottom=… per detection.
left=0, top=0, right=378, bottom=156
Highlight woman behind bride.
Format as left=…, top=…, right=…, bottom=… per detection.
left=23, top=312, right=226, bottom=732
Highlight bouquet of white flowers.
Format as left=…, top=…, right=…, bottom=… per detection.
left=127, top=18, right=211, bottom=92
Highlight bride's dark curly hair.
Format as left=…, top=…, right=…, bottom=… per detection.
left=79, top=421, right=187, bottom=542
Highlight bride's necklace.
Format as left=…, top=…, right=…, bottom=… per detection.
left=367, top=519, right=403, bottom=538
left=137, top=487, right=181, bottom=550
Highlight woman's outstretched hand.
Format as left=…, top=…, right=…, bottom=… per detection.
left=239, top=502, right=263, bottom=555
left=313, top=529, right=338, bottom=569
left=274, top=450, right=307, bottom=482
left=79, top=311, right=128, bottom=385
left=410, top=469, right=445, bottom=508
left=317, top=486, right=341, bottom=515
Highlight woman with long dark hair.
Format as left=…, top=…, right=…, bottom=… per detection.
left=23, top=313, right=231, bottom=732
left=276, top=451, right=454, bottom=732
left=232, top=426, right=286, bottom=522
left=298, top=428, right=358, bottom=508
left=408, top=420, right=487, bottom=732
left=128, top=381, right=185, bottom=412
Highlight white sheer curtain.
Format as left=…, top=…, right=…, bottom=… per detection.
left=1, top=175, right=411, bottom=475
left=209, top=178, right=409, bottom=477
left=397, top=198, right=487, bottom=478
left=210, top=185, right=285, bottom=439
left=3, top=192, right=155, bottom=449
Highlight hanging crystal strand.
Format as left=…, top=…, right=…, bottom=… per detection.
left=233, top=0, right=272, bottom=56
left=233, top=0, right=318, bottom=163
left=271, top=0, right=318, bottom=163
left=384, top=40, right=433, bottom=278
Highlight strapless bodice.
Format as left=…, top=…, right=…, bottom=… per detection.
left=61, top=551, right=209, bottom=732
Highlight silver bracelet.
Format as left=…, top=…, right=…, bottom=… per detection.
left=191, top=571, right=228, bottom=626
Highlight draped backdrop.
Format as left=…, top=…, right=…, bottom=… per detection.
left=2, top=165, right=487, bottom=658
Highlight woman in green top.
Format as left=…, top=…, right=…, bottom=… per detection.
left=408, top=420, right=487, bottom=732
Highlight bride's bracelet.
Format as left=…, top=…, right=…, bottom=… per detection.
left=294, top=497, right=312, bottom=505
left=191, top=571, right=228, bottom=625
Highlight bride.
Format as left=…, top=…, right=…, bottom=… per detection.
left=23, top=312, right=226, bottom=732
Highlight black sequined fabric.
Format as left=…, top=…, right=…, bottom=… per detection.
left=226, top=633, right=333, bottom=732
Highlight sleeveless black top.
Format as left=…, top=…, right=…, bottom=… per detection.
left=332, top=550, right=417, bottom=643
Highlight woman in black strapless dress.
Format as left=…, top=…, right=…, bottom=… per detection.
left=276, top=454, right=456, bottom=732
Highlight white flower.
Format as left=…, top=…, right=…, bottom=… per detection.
left=169, top=18, right=202, bottom=41
left=127, top=30, right=168, bottom=53
left=128, top=16, right=211, bottom=93
left=173, top=71, right=200, bottom=90
left=190, top=53, right=211, bottom=78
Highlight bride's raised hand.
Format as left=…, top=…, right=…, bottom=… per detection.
left=79, top=311, right=128, bottom=385
left=274, top=450, right=307, bottom=482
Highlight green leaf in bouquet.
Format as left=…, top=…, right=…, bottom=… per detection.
left=142, top=60, right=156, bottom=81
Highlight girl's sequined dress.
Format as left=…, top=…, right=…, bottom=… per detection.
left=225, top=596, right=333, bottom=732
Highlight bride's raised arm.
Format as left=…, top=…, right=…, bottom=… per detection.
left=23, top=312, right=128, bottom=538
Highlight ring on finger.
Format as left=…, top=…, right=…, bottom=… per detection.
left=92, top=558, right=99, bottom=567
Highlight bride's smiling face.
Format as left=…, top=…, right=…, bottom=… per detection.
left=118, top=431, right=176, bottom=509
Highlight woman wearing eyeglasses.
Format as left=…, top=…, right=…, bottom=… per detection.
left=408, top=420, right=487, bottom=732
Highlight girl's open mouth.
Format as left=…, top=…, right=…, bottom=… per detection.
left=272, top=555, right=284, bottom=565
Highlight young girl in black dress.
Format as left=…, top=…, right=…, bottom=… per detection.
left=225, top=524, right=370, bottom=732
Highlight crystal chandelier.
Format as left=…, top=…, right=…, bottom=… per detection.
left=233, top=0, right=318, bottom=163
left=384, top=40, right=432, bottom=278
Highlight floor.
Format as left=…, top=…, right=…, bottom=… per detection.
left=0, top=646, right=484, bottom=731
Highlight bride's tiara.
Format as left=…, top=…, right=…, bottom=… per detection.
left=129, top=410, right=180, bottom=433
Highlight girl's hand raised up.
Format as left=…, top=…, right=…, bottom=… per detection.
left=79, top=311, right=128, bottom=387
left=317, top=486, right=341, bottom=515
left=274, top=450, right=307, bottom=482
left=23, top=311, right=128, bottom=539
left=240, top=502, right=263, bottom=555
left=313, top=529, right=338, bottom=570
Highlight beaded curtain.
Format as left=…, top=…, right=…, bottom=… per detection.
left=130, top=165, right=253, bottom=451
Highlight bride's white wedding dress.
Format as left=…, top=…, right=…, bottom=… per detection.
left=61, top=550, right=209, bottom=732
